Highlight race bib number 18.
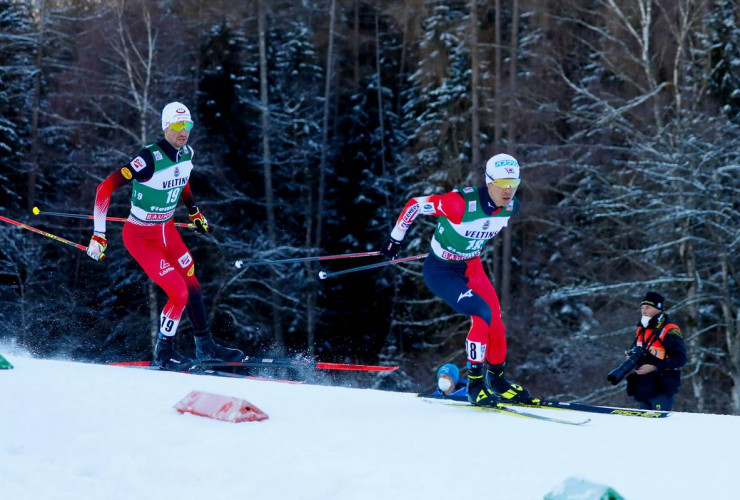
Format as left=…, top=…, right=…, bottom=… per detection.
left=466, top=340, right=486, bottom=362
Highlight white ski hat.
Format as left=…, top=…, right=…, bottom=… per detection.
left=485, top=153, right=520, bottom=183
left=161, top=102, right=192, bottom=130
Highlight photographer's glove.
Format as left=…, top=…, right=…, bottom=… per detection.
left=643, top=352, right=662, bottom=371
left=188, top=207, right=210, bottom=234
left=380, top=237, right=402, bottom=260
left=86, top=232, right=107, bottom=261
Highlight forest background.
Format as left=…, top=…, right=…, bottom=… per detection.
left=1, top=0, right=739, bottom=415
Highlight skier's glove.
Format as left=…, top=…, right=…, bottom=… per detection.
left=380, top=237, right=402, bottom=260
left=86, top=232, right=107, bottom=261
left=188, top=207, right=210, bottom=234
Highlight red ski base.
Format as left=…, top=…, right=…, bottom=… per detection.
left=174, top=390, right=269, bottom=423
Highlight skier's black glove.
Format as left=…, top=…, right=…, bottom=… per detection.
left=380, top=237, right=402, bottom=260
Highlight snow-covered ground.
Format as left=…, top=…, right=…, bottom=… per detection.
left=1, top=348, right=739, bottom=500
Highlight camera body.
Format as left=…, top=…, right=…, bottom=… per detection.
left=607, top=345, right=647, bottom=385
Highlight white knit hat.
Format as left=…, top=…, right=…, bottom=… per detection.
left=161, top=102, right=192, bottom=130
left=485, top=153, right=520, bottom=183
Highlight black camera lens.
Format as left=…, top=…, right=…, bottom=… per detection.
left=607, top=347, right=646, bottom=385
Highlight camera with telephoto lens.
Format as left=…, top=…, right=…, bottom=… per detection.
left=607, top=346, right=647, bottom=385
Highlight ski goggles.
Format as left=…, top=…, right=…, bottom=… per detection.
left=488, top=178, right=521, bottom=188
left=169, top=121, right=193, bottom=132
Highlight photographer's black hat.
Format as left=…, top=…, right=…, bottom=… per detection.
left=641, top=291, right=664, bottom=310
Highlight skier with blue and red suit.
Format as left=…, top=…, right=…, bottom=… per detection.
left=86, top=102, right=243, bottom=370
left=380, top=154, right=534, bottom=406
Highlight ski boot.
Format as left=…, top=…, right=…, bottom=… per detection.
left=194, top=333, right=245, bottom=362
left=466, top=362, right=501, bottom=407
left=154, top=333, right=193, bottom=371
left=486, top=363, right=534, bottom=403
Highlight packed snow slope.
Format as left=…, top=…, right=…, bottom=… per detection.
left=1, top=351, right=739, bottom=500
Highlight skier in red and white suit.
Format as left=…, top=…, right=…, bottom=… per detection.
left=86, top=102, right=243, bottom=370
left=380, top=154, right=533, bottom=406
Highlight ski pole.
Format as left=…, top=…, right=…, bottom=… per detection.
left=32, top=206, right=193, bottom=228
left=234, top=251, right=381, bottom=269
left=111, top=358, right=399, bottom=372
left=0, top=214, right=90, bottom=254
left=318, top=253, right=429, bottom=279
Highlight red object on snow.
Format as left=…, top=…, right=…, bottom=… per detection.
left=174, top=390, right=269, bottom=422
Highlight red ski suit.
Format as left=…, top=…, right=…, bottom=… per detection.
left=122, top=220, right=203, bottom=335
left=93, top=139, right=207, bottom=336
left=389, top=187, right=518, bottom=365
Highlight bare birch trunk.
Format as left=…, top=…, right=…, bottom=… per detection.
left=306, top=0, right=337, bottom=356
left=375, top=13, right=388, bottom=205
left=111, top=0, right=159, bottom=347
left=720, top=257, right=740, bottom=413
left=258, top=0, right=284, bottom=352
left=469, top=0, right=480, bottom=180
left=679, top=229, right=701, bottom=410
left=490, top=0, right=502, bottom=291
left=316, top=0, right=336, bottom=247
left=27, top=0, right=46, bottom=211
left=501, top=0, right=519, bottom=310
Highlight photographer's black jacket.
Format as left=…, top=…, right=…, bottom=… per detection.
left=626, top=313, right=688, bottom=401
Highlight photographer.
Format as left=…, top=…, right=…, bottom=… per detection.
left=621, top=292, right=688, bottom=411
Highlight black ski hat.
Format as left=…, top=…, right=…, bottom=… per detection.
left=641, top=291, right=665, bottom=310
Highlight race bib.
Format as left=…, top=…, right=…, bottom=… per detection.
left=466, top=340, right=486, bottom=362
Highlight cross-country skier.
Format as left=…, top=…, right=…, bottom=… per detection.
left=86, top=102, right=243, bottom=370
left=380, top=154, right=533, bottom=406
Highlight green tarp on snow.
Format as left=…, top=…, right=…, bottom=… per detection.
left=545, top=477, right=624, bottom=500
left=0, top=354, right=14, bottom=369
